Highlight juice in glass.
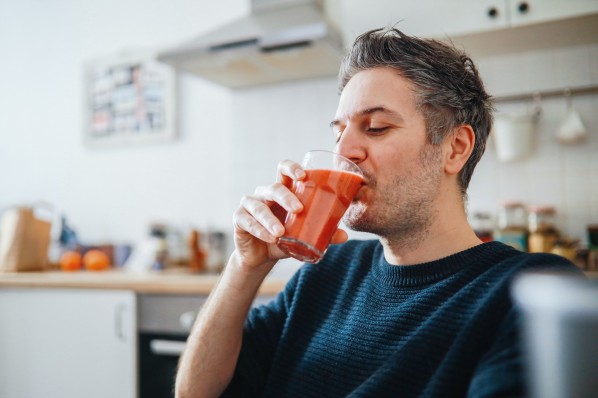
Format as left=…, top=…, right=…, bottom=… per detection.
left=277, top=151, right=363, bottom=263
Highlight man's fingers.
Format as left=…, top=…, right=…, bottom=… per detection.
left=233, top=206, right=278, bottom=244
left=253, top=183, right=303, bottom=213
left=277, top=160, right=306, bottom=182
left=330, top=228, right=349, bottom=245
left=239, top=195, right=286, bottom=234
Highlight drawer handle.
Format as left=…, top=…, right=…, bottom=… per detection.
left=150, top=339, right=187, bottom=356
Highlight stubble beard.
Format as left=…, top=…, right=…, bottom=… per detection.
left=342, top=144, right=443, bottom=251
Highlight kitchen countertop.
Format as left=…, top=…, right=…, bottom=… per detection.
left=2, top=269, right=594, bottom=296
left=0, top=269, right=288, bottom=295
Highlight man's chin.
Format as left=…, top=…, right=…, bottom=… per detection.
left=342, top=203, right=370, bottom=231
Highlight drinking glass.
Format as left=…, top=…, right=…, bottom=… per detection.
left=276, top=150, right=364, bottom=263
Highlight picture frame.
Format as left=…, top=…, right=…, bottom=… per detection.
left=84, top=51, right=177, bottom=147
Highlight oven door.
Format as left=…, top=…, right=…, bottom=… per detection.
left=139, top=332, right=187, bottom=398
left=137, top=293, right=276, bottom=398
left=138, top=294, right=206, bottom=398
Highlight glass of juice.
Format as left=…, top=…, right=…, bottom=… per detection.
left=276, top=150, right=364, bottom=263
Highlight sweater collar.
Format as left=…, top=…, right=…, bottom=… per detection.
left=372, top=241, right=507, bottom=287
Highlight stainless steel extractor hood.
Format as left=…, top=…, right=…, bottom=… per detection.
left=157, top=0, right=343, bottom=88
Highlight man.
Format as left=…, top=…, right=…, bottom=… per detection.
left=175, top=28, right=577, bottom=398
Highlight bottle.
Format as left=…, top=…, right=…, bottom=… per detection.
left=471, top=212, right=494, bottom=242
left=149, top=224, right=169, bottom=270
left=205, top=231, right=227, bottom=273
left=527, top=206, right=558, bottom=253
left=187, top=229, right=206, bottom=273
left=494, top=202, right=528, bottom=251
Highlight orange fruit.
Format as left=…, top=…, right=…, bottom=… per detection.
left=83, top=249, right=111, bottom=271
left=60, top=251, right=82, bottom=271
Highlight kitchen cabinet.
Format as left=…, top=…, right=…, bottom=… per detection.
left=341, top=0, right=598, bottom=44
left=0, top=288, right=137, bottom=398
left=0, top=272, right=287, bottom=398
left=508, top=0, right=598, bottom=26
left=342, top=0, right=507, bottom=41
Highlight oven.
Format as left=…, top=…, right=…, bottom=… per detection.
left=138, top=294, right=206, bottom=398
left=137, top=293, right=275, bottom=398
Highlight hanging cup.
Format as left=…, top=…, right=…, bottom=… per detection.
left=556, top=90, right=588, bottom=145
left=492, top=111, right=539, bottom=162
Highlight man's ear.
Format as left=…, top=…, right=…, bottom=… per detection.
left=444, top=125, right=475, bottom=175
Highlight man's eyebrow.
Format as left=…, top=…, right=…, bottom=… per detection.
left=329, top=106, right=403, bottom=127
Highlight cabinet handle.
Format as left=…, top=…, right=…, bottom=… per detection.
left=518, top=2, right=529, bottom=14
left=487, top=6, right=499, bottom=18
left=114, top=303, right=127, bottom=341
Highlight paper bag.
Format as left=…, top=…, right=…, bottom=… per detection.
left=0, top=207, right=52, bottom=272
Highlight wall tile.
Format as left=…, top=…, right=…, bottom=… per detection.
left=482, top=54, right=526, bottom=97
left=556, top=45, right=593, bottom=89
left=590, top=45, right=598, bottom=84
left=468, top=45, right=598, bottom=245
left=523, top=49, right=560, bottom=92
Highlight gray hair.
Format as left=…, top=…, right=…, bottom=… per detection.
left=339, top=27, right=494, bottom=197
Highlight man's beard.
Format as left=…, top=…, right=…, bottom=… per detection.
left=342, top=144, right=443, bottom=246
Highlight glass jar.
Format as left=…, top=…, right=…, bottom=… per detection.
left=494, top=202, right=528, bottom=251
left=528, top=206, right=558, bottom=253
left=471, top=212, right=494, bottom=242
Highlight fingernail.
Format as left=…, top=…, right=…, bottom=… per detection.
left=271, top=224, right=284, bottom=235
left=291, top=202, right=303, bottom=212
left=295, top=169, right=305, bottom=179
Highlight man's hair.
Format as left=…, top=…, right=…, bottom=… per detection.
left=339, top=27, right=493, bottom=197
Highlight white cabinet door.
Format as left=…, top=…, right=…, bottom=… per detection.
left=341, top=0, right=508, bottom=43
left=0, top=288, right=137, bottom=398
left=341, top=0, right=598, bottom=44
left=508, top=0, right=598, bottom=26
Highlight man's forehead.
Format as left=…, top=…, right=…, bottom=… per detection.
left=336, top=69, right=415, bottom=115
left=331, top=106, right=405, bottom=126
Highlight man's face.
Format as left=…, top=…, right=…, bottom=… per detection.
left=332, top=67, right=444, bottom=239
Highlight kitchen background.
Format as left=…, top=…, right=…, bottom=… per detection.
left=1, top=0, right=597, bottom=275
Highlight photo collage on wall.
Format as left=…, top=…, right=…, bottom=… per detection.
left=84, top=53, right=176, bottom=147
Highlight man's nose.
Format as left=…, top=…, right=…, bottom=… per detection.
left=335, top=127, right=366, bottom=165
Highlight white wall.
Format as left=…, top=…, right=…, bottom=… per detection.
left=0, top=0, right=596, bottom=270
left=0, top=0, right=248, bottom=244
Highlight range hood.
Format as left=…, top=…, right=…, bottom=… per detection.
left=157, top=0, right=343, bottom=88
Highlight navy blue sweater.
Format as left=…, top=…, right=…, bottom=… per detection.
left=223, top=240, right=578, bottom=397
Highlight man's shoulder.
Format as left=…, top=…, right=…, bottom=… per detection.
left=474, top=242, right=582, bottom=280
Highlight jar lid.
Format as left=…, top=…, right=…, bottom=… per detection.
left=499, top=200, right=525, bottom=208
left=528, top=205, right=556, bottom=214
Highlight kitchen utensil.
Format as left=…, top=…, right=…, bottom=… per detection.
left=556, top=91, right=587, bottom=145
left=492, top=109, right=539, bottom=162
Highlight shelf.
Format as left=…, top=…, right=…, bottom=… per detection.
left=494, top=84, right=598, bottom=103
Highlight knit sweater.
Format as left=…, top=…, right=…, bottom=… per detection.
left=223, top=240, right=578, bottom=397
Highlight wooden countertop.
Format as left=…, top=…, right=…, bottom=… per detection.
left=0, top=269, right=288, bottom=295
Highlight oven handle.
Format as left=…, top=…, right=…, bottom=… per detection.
left=149, top=339, right=187, bottom=356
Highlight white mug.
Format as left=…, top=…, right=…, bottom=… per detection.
left=556, top=107, right=587, bottom=145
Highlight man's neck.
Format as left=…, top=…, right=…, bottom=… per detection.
left=380, top=203, right=482, bottom=266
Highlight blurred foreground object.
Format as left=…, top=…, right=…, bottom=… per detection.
left=0, top=206, right=52, bottom=272
left=512, top=272, right=598, bottom=398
